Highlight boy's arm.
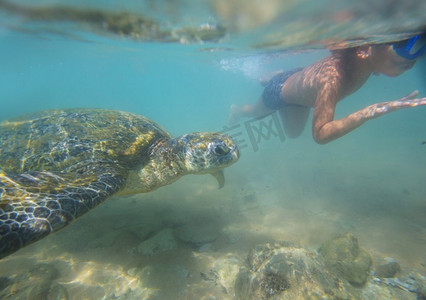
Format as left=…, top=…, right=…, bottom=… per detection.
left=313, top=90, right=426, bottom=144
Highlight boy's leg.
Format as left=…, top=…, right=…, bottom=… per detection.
left=279, top=105, right=310, bottom=138
left=228, top=99, right=273, bottom=124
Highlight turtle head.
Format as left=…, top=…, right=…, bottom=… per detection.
left=177, top=132, right=239, bottom=187
left=124, top=132, right=239, bottom=194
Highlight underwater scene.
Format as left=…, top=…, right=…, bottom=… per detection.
left=0, top=0, right=426, bottom=299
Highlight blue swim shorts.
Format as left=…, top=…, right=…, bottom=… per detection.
left=262, top=68, right=303, bottom=110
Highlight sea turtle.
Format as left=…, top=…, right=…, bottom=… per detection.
left=0, top=108, right=239, bottom=259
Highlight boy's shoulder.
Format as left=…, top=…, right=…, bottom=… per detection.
left=303, top=55, right=343, bottom=84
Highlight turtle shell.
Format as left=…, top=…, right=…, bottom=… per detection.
left=0, top=108, right=171, bottom=173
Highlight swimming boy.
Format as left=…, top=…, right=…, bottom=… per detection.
left=229, top=35, right=426, bottom=144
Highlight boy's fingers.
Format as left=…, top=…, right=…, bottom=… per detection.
left=391, top=97, right=426, bottom=108
left=369, top=97, right=426, bottom=118
left=403, top=90, right=419, bottom=100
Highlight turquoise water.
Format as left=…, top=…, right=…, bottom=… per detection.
left=0, top=1, right=425, bottom=299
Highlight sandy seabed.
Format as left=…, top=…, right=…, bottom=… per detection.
left=0, top=134, right=425, bottom=299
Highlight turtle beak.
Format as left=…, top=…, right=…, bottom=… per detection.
left=210, top=170, right=225, bottom=189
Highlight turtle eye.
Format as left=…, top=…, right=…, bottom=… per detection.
left=213, top=143, right=230, bottom=156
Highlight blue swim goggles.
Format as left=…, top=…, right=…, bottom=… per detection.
left=393, top=34, right=426, bottom=60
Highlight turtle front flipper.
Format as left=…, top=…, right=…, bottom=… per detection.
left=0, top=164, right=125, bottom=259
left=210, top=170, right=225, bottom=189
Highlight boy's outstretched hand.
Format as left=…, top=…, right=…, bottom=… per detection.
left=365, top=90, right=426, bottom=119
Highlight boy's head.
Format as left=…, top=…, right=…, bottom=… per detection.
left=358, top=34, right=425, bottom=77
